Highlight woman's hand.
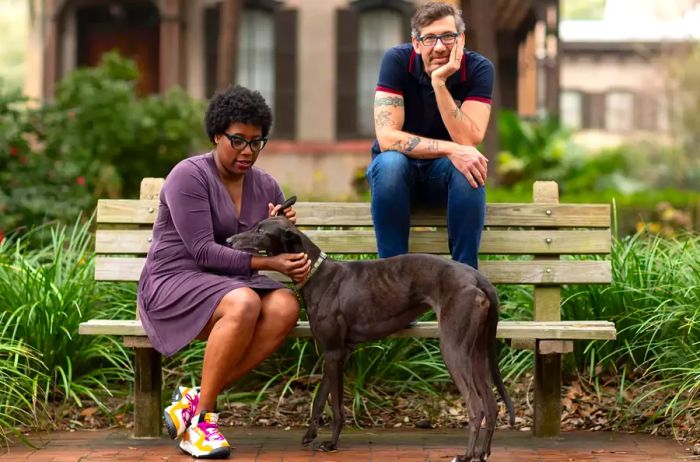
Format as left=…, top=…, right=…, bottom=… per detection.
left=268, top=252, right=311, bottom=283
left=268, top=202, right=297, bottom=224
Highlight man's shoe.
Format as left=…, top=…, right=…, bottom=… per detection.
left=179, top=411, right=231, bottom=459
left=163, top=386, right=200, bottom=439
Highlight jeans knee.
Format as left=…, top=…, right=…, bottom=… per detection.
left=367, top=151, right=411, bottom=190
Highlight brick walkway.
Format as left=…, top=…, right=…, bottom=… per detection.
left=0, top=427, right=695, bottom=462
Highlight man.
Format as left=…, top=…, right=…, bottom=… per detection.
left=367, top=1, right=494, bottom=269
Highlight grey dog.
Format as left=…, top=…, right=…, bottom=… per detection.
left=228, top=216, right=515, bottom=462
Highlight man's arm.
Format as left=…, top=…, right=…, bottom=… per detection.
left=373, top=90, right=487, bottom=187
left=434, top=89, right=491, bottom=146
left=430, top=35, right=491, bottom=146
left=374, top=91, right=447, bottom=159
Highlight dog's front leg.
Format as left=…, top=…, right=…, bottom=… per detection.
left=316, top=348, right=350, bottom=452
left=302, top=371, right=331, bottom=446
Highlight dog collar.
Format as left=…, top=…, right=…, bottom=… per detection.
left=296, top=251, right=327, bottom=289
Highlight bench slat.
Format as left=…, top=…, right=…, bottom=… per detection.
left=94, top=257, right=611, bottom=284
left=96, top=229, right=611, bottom=255
left=79, top=319, right=616, bottom=340
left=97, top=200, right=610, bottom=228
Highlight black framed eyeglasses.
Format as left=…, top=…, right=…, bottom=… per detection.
left=223, top=133, right=268, bottom=152
left=418, top=32, right=459, bottom=47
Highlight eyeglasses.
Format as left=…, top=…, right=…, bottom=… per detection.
left=418, top=32, right=459, bottom=47
left=223, top=133, right=268, bottom=152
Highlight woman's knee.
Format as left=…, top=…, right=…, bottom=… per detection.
left=216, top=288, right=262, bottom=326
left=262, top=289, right=300, bottom=327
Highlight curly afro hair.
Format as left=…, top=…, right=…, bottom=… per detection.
left=204, top=85, right=273, bottom=143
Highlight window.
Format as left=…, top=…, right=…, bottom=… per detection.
left=357, top=9, right=402, bottom=135
left=336, top=0, right=412, bottom=139
left=204, top=1, right=297, bottom=138
left=605, top=91, right=634, bottom=131
left=560, top=90, right=582, bottom=130
left=237, top=9, right=275, bottom=112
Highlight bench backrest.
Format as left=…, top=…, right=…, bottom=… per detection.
left=95, top=178, right=611, bottom=286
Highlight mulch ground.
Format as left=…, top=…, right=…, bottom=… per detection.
left=51, top=373, right=699, bottom=446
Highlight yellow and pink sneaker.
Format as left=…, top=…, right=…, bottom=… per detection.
left=179, top=411, right=231, bottom=459
left=163, top=386, right=199, bottom=439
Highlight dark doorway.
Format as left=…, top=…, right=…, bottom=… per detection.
left=77, top=2, right=160, bottom=95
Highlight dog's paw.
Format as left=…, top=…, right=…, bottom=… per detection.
left=301, top=429, right=317, bottom=446
left=316, top=440, right=337, bottom=452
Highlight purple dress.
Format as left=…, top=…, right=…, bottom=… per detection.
left=137, top=152, right=286, bottom=356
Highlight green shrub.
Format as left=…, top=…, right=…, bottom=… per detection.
left=40, top=52, right=208, bottom=200
left=0, top=53, right=209, bottom=236
left=0, top=218, right=133, bottom=418
left=560, top=231, right=700, bottom=430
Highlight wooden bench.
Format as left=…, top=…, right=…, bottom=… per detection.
left=79, top=178, right=616, bottom=438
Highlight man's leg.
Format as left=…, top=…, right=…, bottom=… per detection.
left=366, top=151, right=416, bottom=258
left=424, top=157, right=485, bottom=268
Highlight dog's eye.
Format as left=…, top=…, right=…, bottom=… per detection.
left=257, top=227, right=264, bottom=234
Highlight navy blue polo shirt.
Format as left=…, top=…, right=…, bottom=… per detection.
left=371, top=43, right=494, bottom=158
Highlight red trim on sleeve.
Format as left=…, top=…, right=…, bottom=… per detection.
left=376, top=86, right=403, bottom=96
left=464, top=96, right=492, bottom=104
left=408, top=50, right=416, bottom=73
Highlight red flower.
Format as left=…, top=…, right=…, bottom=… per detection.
left=9, top=146, right=18, bottom=157
left=76, top=176, right=86, bottom=186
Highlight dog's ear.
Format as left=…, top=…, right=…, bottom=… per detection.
left=282, top=229, right=304, bottom=253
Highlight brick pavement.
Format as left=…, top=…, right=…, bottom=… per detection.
left=0, top=427, right=695, bottom=462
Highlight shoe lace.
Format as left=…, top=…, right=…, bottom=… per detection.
left=197, top=421, right=225, bottom=441
left=181, top=393, right=199, bottom=422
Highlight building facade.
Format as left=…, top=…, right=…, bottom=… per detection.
left=27, top=0, right=559, bottom=198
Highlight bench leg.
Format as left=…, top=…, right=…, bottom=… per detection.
left=533, top=350, right=561, bottom=437
left=133, top=347, right=162, bottom=438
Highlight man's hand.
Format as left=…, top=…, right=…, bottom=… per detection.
left=269, top=252, right=310, bottom=283
left=447, top=144, right=488, bottom=188
left=430, top=34, right=464, bottom=86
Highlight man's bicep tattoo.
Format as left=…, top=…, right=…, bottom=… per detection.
left=374, top=96, right=404, bottom=108
left=375, top=110, right=395, bottom=128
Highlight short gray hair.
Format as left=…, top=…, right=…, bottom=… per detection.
left=410, top=2, right=466, bottom=38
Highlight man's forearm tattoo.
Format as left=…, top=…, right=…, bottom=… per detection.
left=387, top=136, right=421, bottom=153
left=405, top=136, right=420, bottom=152
left=374, top=96, right=404, bottom=107
left=375, top=110, right=394, bottom=128
left=388, top=140, right=403, bottom=151
left=454, top=106, right=481, bottom=135
left=426, top=139, right=438, bottom=152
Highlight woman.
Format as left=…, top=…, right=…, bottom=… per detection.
left=137, top=86, right=310, bottom=459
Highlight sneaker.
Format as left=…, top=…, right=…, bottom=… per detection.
left=179, top=411, right=231, bottom=459
left=164, top=386, right=200, bottom=439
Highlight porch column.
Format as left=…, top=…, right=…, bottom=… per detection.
left=160, top=0, right=183, bottom=91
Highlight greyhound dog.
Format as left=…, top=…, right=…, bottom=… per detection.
left=228, top=216, right=515, bottom=462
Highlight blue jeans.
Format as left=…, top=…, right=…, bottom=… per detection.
left=366, top=150, right=486, bottom=269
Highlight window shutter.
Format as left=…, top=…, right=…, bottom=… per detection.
left=336, top=7, right=359, bottom=139
left=580, top=92, right=591, bottom=129
left=274, top=8, right=298, bottom=139
left=589, top=93, right=606, bottom=129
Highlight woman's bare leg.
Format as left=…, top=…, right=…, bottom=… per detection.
left=222, top=288, right=300, bottom=386
left=194, top=287, right=262, bottom=414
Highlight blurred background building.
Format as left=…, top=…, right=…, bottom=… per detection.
left=2, top=0, right=699, bottom=198
left=560, top=0, right=700, bottom=148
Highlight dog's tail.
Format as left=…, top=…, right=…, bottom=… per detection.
left=485, top=282, right=516, bottom=426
